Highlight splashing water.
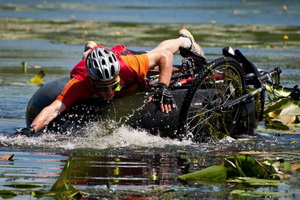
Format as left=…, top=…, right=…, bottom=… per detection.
left=0, top=120, right=192, bottom=150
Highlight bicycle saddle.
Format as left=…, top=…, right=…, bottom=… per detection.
left=179, top=47, right=207, bottom=66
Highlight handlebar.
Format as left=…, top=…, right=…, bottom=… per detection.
left=259, top=67, right=282, bottom=83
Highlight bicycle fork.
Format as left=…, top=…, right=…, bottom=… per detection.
left=220, top=67, right=282, bottom=111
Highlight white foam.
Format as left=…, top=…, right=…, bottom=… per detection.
left=1, top=121, right=192, bottom=150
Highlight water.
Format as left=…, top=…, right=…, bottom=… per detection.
left=0, top=0, right=299, bottom=26
left=0, top=0, right=300, bottom=199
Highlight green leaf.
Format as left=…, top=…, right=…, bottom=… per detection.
left=177, top=165, right=227, bottom=182
left=278, top=161, right=291, bottom=171
left=264, top=98, right=289, bottom=115
left=31, top=190, right=48, bottom=198
left=225, top=154, right=277, bottom=179
left=265, top=119, right=290, bottom=130
left=280, top=100, right=300, bottom=116
left=265, top=84, right=291, bottom=98
left=231, top=188, right=293, bottom=198
left=227, top=177, right=282, bottom=186
left=4, top=183, right=42, bottom=188
left=0, top=190, right=18, bottom=198
left=50, top=157, right=82, bottom=199
left=264, top=98, right=300, bottom=117
left=50, top=158, right=72, bottom=191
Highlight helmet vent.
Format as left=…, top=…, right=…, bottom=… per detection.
left=112, top=54, right=117, bottom=61
left=96, top=70, right=103, bottom=80
left=102, top=59, right=106, bottom=65
left=111, top=65, right=115, bottom=75
left=93, top=60, right=97, bottom=68
left=105, top=69, right=109, bottom=79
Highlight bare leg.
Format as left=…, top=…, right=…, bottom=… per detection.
left=150, top=29, right=205, bottom=57
left=148, top=39, right=185, bottom=54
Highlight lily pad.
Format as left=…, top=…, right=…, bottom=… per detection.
left=264, top=98, right=300, bottom=128
left=177, top=165, right=227, bottom=182
left=231, top=189, right=293, bottom=198
left=0, top=190, right=18, bottom=198
left=4, top=183, right=42, bottom=188
left=226, top=177, right=282, bottom=186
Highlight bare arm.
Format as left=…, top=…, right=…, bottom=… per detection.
left=146, top=50, right=176, bottom=113
left=30, top=100, right=66, bottom=133
left=146, top=50, right=173, bottom=86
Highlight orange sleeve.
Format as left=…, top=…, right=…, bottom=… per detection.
left=120, top=54, right=149, bottom=81
left=56, top=78, right=92, bottom=110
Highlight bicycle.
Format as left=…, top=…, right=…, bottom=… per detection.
left=147, top=47, right=282, bottom=142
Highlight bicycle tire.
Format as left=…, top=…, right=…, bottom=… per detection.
left=178, top=57, right=246, bottom=142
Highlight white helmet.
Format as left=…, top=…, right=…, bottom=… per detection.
left=86, top=47, right=120, bottom=82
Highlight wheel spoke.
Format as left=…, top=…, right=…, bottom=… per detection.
left=179, top=57, right=246, bottom=142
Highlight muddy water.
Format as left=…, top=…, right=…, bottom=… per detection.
left=0, top=0, right=300, bottom=199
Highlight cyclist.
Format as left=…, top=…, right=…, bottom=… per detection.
left=18, top=28, right=204, bottom=136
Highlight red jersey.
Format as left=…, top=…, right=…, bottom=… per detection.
left=56, top=45, right=149, bottom=110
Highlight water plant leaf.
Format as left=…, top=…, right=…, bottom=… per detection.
left=178, top=154, right=281, bottom=183
left=264, top=98, right=300, bottom=114
left=31, top=190, right=48, bottom=198
left=4, top=183, right=42, bottom=188
left=50, top=157, right=72, bottom=191
left=278, top=161, right=291, bottom=172
left=177, top=165, right=227, bottom=182
left=29, top=70, right=45, bottom=84
left=225, top=154, right=278, bottom=179
left=280, top=100, right=300, bottom=116
left=0, top=190, right=18, bottom=198
left=227, top=177, right=282, bottom=186
left=50, top=157, right=82, bottom=199
left=266, top=84, right=291, bottom=98
left=264, top=98, right=300, bottom=128
left=230, top=188, right=293, bottom=198
left=265, top=118, right=290, bottom=130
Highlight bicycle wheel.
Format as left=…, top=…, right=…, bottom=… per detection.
left=178, top=57, right=246, bottom=142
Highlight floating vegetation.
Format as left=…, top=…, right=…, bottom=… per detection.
left=264, top=84, right=300, bottom=131
left=4, top=183, right=43, bottom=189
left=29, top=70, right=45, bottom=84
left=0, top=17, right=300, bottom=49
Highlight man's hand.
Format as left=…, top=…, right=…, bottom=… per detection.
left=14, top=127, right=35, bottom=138
left=147, top=83, right=176, bottom=113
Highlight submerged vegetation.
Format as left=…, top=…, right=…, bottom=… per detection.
left=0, top=17, right=300, bottom=49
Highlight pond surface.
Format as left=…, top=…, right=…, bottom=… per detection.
left=0, top=0, right=300, bottom=199
left=0, top=0, right=299, bottom=26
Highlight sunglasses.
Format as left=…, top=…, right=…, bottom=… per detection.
left=92, top=77, right=121, bottom=92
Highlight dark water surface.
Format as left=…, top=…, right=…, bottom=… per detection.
left=0, top=0, right=300, bottom=199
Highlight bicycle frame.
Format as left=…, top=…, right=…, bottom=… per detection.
left=147, top=46, right=282, bottom=103
left=149, top=46, right=285, bottom=138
